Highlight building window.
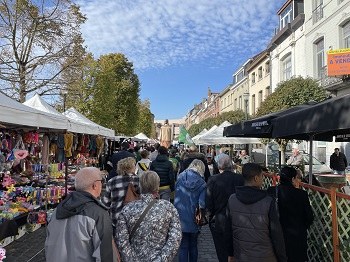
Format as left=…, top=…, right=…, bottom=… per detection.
left=265, top=86, right=271, bottom=98
left=234, top=98, right=237, bottom=110
left=239, top=96, right=242, bottom=110
left=236, top=71, right=244, bottom=83
left=315, top=38, right=325, bottom=79
left=313, top=0, right=323, bottom=24
left=258, top=67, right=263, bottom=80
left=280, top=4, right=293, bottom=29
left=281, top=54, right=292, bottom=81
left=251, top=94, right=256, bottom=114
left=251, top=72, right=256, bottom=84
left=258, top=91, right=263, bottom=108
left=343, top=21, right=350, bottom=48
left=265, top=61, right=270, bottom=75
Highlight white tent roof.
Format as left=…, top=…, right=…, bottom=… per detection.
left=199, top=121, right=261, bottom=145
left=63, top=107, right=115, bottom=137
left=192, top=128, right=208, bottom=141
left=134, top=133, right=150, bottom=141
left=0, top=92, right=67, bottom=130
left=23, top=94, right=98, bottom=135
left=193, top=125, right=217, bottom=144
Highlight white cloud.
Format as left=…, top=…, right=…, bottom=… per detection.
left=77, top=0, right=280, bottom=70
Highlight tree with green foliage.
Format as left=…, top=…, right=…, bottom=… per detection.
left=0, top=0, right=86, bottom=102
left=135, top=99, right=154, bottom=138
left=256, top=76, right=327, bottom=163
left=86, top=53, right=140, bottom=136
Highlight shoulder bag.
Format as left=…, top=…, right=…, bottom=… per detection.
left=194, top=205, right=208, bottom=226
left=130, top=199, right=157, bottom=240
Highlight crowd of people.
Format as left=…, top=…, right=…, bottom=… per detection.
left=45, top=140, right=315, bottom=262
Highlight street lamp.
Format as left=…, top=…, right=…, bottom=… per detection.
left=61, top=89, right=68, bottom=112
left=243, top=92, right=249, bottom=120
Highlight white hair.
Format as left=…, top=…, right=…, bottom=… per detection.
left=75, top=167, right=101, bottom=191
left=188, top=159, right=205, bottom=177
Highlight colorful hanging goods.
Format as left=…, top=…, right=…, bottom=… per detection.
left=0, top=247, right=6, bottom=262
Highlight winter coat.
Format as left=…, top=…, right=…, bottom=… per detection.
left=226, top=186, right=287, bottom=262
left=115, top=194, right=182, bottom=262
left=205, top=171, right=244, bottom=232
left=102, top=174, right=139, bottom=226
left=107, top=150, right=135, bottom=181
left=180, top=152, right=211, bottom=182
left=174, top=168, right=206, bottom=233
left=268, top=184, right=314, bottom=262
left=150, top=154, right=175, bottom=190
left=330, top=152, right=348, bottom=171
left=45, top=191, right=115, bottom=262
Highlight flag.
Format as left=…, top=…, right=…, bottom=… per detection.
left=178, top=126, right=194, bottom=145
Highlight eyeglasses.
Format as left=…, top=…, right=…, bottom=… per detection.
left=95, top=178, right=105, bottom=184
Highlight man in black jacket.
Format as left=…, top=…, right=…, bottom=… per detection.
left=226, top=163, right=287, bottom=262
left=107, top=141, right=134, bottom=181
left=330, top=148, right=348, bottom=175
left=206, top=154, right=244, bottom=262
left=150, top=146, right=174, bottom=201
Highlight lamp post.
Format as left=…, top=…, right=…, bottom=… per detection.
left=243, top=92, right=249, bottom=120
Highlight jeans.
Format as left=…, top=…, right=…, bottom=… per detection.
left=209, top=223, right=229, bottom=262
left=159, top=188, right=171, bottom=201
left=178, top=232, right=199, bottom=262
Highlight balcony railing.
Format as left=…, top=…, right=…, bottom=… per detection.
left=318, top=66, right=345, bottom=90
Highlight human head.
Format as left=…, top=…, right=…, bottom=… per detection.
left=154, top=143, right=160, bottom=150
left=240, top=150, right=247, bottom=156
left=292, top=145, right=300, bottom=156
left=170, top=148, right=177, bottom=158
left=121, top=141, right=130, bottom=151
left=242, top=163, right=263, bottom=187
left=188, top=159, right=205, bottom=177
left=280, top=166, right=302, bottom=188
left=334, top=148, right=340, bottom=155
left=158, top=146, right=168, bottom=155
left=75, top=167, right=104, bottom=198
left=140, top=149, right=150, bottom=159
left=207, top=154, right=212, bottom=164
left=117, top=157, right=136, bottom=176
left=217, top=154, right=234, bottom=172
left=139, top=171, right=160, bottom=194
left=164, top=119, right=169, bottom=125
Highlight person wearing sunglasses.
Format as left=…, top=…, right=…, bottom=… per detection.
left=45, top=167, right=117, bottom=262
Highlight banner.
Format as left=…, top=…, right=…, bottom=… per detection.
left=178, top=126, right=194, bottom=145
left=327, top=48, right=350, bottom=76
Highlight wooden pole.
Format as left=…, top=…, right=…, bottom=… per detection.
left=330, top=187, right=340, bottom=262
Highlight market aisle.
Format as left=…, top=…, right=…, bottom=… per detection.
left=4, top=224, right=218, bottom=262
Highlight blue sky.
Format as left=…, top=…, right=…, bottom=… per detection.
left=77, top=0, right=282, bottom=120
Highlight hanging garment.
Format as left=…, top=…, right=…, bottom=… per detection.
left=64, top=133, right=74, bottom=158
left=42, top=135, right=50, bottom=165
left=96, top=136, right=104, bottom=157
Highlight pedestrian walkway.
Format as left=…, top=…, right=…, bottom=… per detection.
left=4, top=224, right=218, bottom=262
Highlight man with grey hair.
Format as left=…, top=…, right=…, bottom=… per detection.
left=45, top=167, right=116, bottom=262
left=206, top=154, right=244, bottom=262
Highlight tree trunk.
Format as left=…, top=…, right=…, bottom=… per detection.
left=19, top=64, right=26, bottom=102
left=278, top=140, right=288, bottom=165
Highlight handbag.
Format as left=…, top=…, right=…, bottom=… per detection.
left=123, top=182, right=140, bottom=205
left=194, top=206, right=208, bottom=226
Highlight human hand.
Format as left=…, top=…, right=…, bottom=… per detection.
left=228, top=256, right=235, bottom=262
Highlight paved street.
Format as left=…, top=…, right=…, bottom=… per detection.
left=4, top=224, right=218, bottom=262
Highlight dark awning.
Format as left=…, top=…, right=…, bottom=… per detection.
left=271, top=94, right=350, bottom=141
left=223, top=102, right=316, bottom=138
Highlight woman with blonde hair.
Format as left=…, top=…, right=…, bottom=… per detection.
left=174, top=159, right=207, bottom=262
left=102, top=157, right=139, bottom=229
left=116, top=171, right=182, bottom=261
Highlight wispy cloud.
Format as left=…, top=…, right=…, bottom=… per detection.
left=77, top=0, right=280, bottom=70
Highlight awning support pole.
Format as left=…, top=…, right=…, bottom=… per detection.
left=309, top=135, right=314, bottom=185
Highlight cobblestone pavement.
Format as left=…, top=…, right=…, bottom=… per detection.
left=4, top=224, right=218, bottom=262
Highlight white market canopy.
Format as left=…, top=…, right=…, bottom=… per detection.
left=193, top=126, right=217, bottom=144
left=192, top=128, right=208, bottom=141
left=133, top=132, right=150, bottom=141
left=23, top=94, right=98, bottom=135
left=197, top=121, right=261, bottom=145
left=0, top=92, right=67, bottom=130
left=63, top=107, right=115, bottom=137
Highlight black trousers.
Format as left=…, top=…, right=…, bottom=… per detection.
left=209, top=223, right=228, bottom=262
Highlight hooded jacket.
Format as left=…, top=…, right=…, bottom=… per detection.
left=180, top=152, right=211, bottom=182
left=45, top=191, right=115, bottom=262
left=226, top=186, right=287, bottom=262
left=174, top=168, right=206, bottom=233
left=330, top=151, right=348, bottom=171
